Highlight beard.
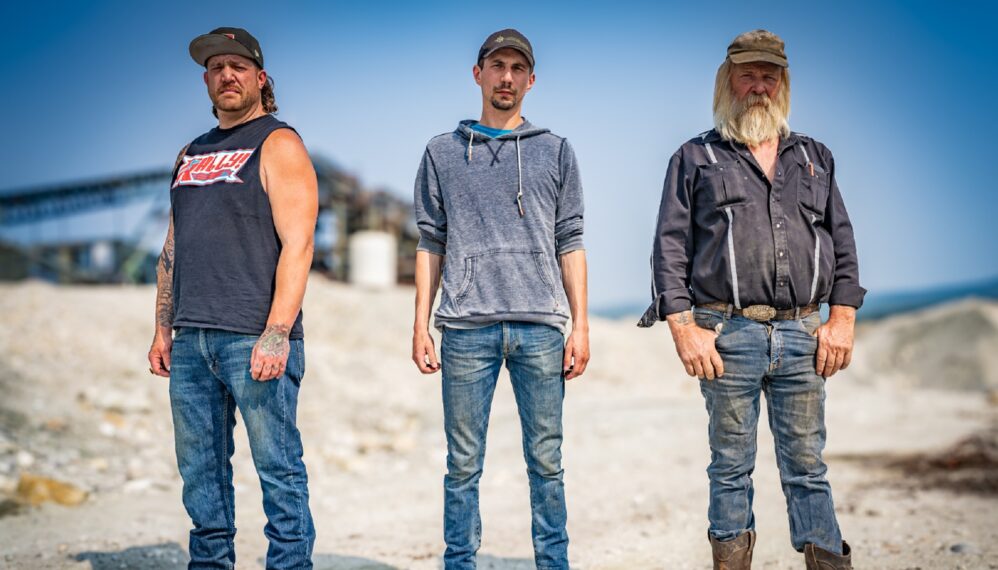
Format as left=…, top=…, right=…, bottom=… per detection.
left=211, top=86, right=261, bottom=115
left=489, top=86, right=519, bottom=111
left=716, top=92, right=789, bottom=147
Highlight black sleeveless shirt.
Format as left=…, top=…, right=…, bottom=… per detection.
left=170, top=114, right=304, bottom=339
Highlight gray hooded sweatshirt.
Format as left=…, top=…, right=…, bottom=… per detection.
left=414, top=119, right=585, bottom=333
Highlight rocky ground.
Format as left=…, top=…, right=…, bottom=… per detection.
left=0, top=280, right=995, bottom=569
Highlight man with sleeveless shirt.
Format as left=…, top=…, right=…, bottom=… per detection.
left=147, top=27, right=317, bottom=569
left=639, top=31, right=863, bottom=569
left=411, top=29, right=589, bottom=570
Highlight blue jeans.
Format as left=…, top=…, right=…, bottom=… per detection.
left=169, top=327, right=315, bottom=569
left=441, top=322, right=569, bottom=570
left=694, top=308, right=843, bottom=554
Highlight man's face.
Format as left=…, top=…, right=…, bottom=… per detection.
left=474, top=48, right=535, bottom=111
left=203, top=54, right=266, bottom=114
left=730, top=61, right=782, bottom=105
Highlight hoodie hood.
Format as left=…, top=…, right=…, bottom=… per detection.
left=455, top=118, right=550, bottom=141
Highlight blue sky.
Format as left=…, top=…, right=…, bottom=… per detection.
left=2, top=0, right=996, bottom=307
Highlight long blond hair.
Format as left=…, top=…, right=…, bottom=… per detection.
left=713, top=59, right=791, bottom=145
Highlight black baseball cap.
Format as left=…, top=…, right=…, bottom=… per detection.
left=189, top=27, right=264, bottom=68
left=478, top=28, right=534, bottom=69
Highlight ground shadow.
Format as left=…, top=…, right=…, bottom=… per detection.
left=74, top=542, right=189, bottom=569
left=438, top=554, right=535, bottom=569
left=311, top=554, right=401, bottom=569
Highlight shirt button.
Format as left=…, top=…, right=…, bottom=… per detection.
left=775, top=222, right=782, bottom=228
left=778, top=170, right=782, bottom=175
left=778, top=251, right=785, bottom=257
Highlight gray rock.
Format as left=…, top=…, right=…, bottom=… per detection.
left=950, top=543, right=978, bottom=554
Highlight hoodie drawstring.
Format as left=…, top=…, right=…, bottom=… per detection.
left=467, top=131, right=474, bottom=162
left=515, top=135, right=524, bottom=217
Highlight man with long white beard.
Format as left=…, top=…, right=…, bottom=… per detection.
left=639, top=30, right=864, bottom=570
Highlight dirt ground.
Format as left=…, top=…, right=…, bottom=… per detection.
left=0, top=280, right=995, bottom=569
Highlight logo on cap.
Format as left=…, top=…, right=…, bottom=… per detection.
left=223, top=33, right=235, bottom=40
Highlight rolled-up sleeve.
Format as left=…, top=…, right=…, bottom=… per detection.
left=638, top=149, right=694, bottom=327
left=554, top=139, right=585, bottom=255
left=821, top=148, right=866, bottom=308
left=414, top=149, right=447, bottom=256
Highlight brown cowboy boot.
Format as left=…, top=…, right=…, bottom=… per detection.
left=804, top=541, right=852, bottom=570
left=709, top=530, right=756, bottom=570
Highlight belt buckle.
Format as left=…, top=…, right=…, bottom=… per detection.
left=742, top=304, right=776, bottom=321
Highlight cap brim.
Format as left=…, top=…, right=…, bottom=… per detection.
left=728, top=50, right=788, bottom=67
left=189, top=34, right=259, bottom=67
left=480, top=45, right=534, bottom=68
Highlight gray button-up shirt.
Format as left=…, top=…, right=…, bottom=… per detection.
left=639, top=129, right=866, bottom=326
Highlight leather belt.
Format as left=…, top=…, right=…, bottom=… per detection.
left=698, top=302, right=819, bottom=322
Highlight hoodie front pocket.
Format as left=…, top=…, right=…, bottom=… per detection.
left=454, top=250, right=560, bottom=316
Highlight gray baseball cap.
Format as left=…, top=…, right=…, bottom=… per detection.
left=478, top=28, right=534, bottom=68
left=726, top=29, right=788, bottom=68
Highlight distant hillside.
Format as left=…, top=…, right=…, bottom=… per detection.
left=858, top=278, right=998, bottom=320
left=593, top=277, right=998, bottom=322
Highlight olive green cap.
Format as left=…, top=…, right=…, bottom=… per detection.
left=726, top=29, right=788, bottom=67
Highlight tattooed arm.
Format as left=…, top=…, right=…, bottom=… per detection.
left=250, top=129, right=319, bottom=381
left=667, top=309, right=724, bottom=380
left=148, top=213, right=175, bottom=378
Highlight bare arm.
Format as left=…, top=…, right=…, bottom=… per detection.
left=147, top=145, right=189, bottom=378
left=559, top=250, right=589, bottom=380
left=252, top=129, right=319, bottom=381
left=412, top=250, right=443, bottom=373
left=147, top=214, right=176, bottom=377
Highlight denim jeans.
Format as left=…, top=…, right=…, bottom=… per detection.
left=169, top=327, right=315, bottom=569
left=693, top=308, right=843, bottom=554
left=441, top=322, right=569, bottom=570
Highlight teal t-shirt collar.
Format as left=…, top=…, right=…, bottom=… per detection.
left=470, top=122, right=514, bottom=138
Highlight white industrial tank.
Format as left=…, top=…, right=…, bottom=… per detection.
left=348, top=231, right=397, bottom=289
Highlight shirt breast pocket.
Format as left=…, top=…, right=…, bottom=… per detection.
left=798, top=166, right=830, bottom=220
left=696, top=161, right=749, bottom=208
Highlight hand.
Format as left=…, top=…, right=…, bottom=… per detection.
left=668, top=311, right=724, bottom=380
left=814, top=306, right=855, bottom=378
left=412, top=328, right=440, bottom=374
left=563, top=327, right=590, bottom=380
left=147, top=328, right=173, bottom=378
left=251, top=324, right=290, bottom=381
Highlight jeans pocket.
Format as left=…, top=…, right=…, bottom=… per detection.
left=800, top=312, right=821, bottom=336
left=693, top=308, right=724, bottom=334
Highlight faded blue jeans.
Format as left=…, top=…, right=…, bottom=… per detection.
left=169, top=327, right=315, bottom=569
left=694, top=308, right=844, bottom=554
left=441, top=322, right=569, bottom=570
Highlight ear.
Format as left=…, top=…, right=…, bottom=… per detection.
left=525, top=71, right=536, bottom=93
left=258, top=69, right=267, bottom=89
left=203, top=70, right=209, bottom=86
left=473, top=64, right=482, bottom=86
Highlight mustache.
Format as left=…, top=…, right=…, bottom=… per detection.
left=744, top=93, right=771, bottom=108
left=492, top=84, right=517, bottom=95
left=216, top=82, right=242, bottom=94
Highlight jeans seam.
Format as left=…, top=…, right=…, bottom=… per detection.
left=281, top=374, right=309, bottom=564
left=220, top=391, right=233, bottom=531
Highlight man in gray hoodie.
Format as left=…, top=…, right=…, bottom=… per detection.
left=411, top=28, right=588, bottom=570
